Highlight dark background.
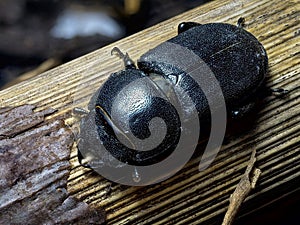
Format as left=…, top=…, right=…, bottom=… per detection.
left=0, top=0, right=207, bottom=89
left=0, top=0, right=299, bottom=224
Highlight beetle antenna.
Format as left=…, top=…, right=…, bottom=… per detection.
left=111, top=47, right=136, bottom=69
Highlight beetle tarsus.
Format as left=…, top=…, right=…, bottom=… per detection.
left=111, top=47, right=136, bottom=69
left=237, top=17, right=246, bottom=28
left=270, top=87, right=289, bottom=96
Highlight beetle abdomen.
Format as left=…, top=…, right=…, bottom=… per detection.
left=138, top=23, right=268, bottom=116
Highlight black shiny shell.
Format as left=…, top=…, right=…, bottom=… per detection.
left=81, top=22, right=268, bottom=167
left=94, top=69, right=181, bottom=166
left=138, top=23, right=268, bottom=119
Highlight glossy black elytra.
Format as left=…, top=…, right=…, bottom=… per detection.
left=78, top=18, right=269, bottom=169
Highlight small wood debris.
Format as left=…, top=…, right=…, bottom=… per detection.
left=222, top=149, right=261, bottom=225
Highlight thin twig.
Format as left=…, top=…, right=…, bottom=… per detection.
left=222, top=149, right=261, bottom=225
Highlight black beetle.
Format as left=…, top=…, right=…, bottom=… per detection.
left=77, top=18, right=269, bottom=178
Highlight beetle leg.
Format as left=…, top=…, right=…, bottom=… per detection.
left=269, top=87, right=289, bottom=96
left=77, top=141, right=92, bottom=169
left=111, top=47, right=136, bottom=69
left=73, top=107, right=89, bottom=115
left=231, top=86, right=289, bottom=119
left=230, top=102, right=256, bottom=119
left=132, top=167, right=141, bottom=183
left=178, top=22, right=202, bottom=34
left=260, top=87, right=289, bottom=97
left=237, top=17, right=246, bottom=28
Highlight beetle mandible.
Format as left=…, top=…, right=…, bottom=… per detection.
left=77, top=18, right=268, bottom=182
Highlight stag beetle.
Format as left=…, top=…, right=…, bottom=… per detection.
left=77, top=18, right=270, bottom=177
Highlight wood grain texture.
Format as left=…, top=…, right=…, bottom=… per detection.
left=0, top=105, right=105, bottom=225
left=0, top=0, right=299, bottom=224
